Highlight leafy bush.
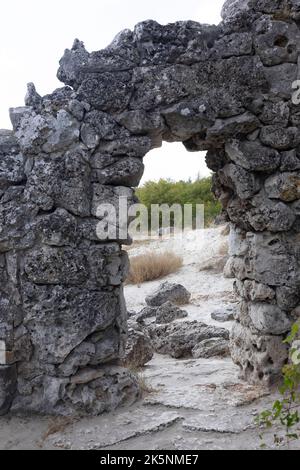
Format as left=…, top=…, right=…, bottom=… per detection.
left=127, top=251, right=183, bottom=285
left=136, top=177, right=222, bottom=228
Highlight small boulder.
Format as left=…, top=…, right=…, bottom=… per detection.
left=121, top=321, right=154, bottom=368
left=192, top=338, right=230, bottom=359
left=148, top=321, right=229, bottom=359
left=156, top=301, right=188, bottom=324
left=145, top=282, right=191, bottom=307
left=211, top=306, right=236, bottom=323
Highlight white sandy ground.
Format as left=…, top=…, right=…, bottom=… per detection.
left=125, top=227, right=234, bottom=329
left=0, top=227, right=299, bottom=450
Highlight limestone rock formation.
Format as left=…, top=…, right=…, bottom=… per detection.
left=1, top=0, right=300, bottom=414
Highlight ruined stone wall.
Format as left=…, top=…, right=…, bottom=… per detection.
left=1, top=0, right=300, bottom=414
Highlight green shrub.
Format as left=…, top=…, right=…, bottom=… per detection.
left=136, top=177, right=222, bottom=228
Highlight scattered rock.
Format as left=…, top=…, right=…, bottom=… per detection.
left=156, top=301, right=188, bottom=324
left=148, top=321, right=229, bottom=359
left=145, top=282, right=191, bottom=307
left=192, top=338, right=230, bottom=358
left=211, top=306, right=236, bottom=322
left=121, top=322, right=153, bottom=368
left=135, top=306, right=157, bottom=324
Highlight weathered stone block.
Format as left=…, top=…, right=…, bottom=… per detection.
left=254, top=19, right=300, bottom=66
left=77, top=72, right=133, bottom=113
left=25, top=150, right=91, bottom=216
left=24, top=246, right=88, bottom=285
left=247, top=190, right=295, bottom=232
left=249, top=302, right=292, bottom=335
left=225, top=139, right=280, bottom=172
left=260, top=126, right=300, bottom=150
left=65, top=366, right=140, bottom=415
left=260, top=101, right=290, bottom=126
left=22, top=284, right=123, bottom=364
left=37, top=208, right=79, bottom=247
left=15, top=109, right=80, bottom=154
left=235, top=279, right=275, bottom=302
left=230, top=322, right=288, bottom=386
left=263, top=63, right=297, bottom=99
left=0, top=187, right=38, bottom=252
left=246, top=232, right=298, bottom=286
left=265, top=172, right=300, bottom=202
left=207, top=112, right=260, bottom=143
left=215, top=32, right=253, bottom=58
left=91, top=184, right=136, bottom=241
left=91, top=154, right=144, bottom=187
left=219, top=163, right=261, bottom=199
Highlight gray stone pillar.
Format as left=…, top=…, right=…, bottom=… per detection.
left=0, top=123, right=140, bottom=415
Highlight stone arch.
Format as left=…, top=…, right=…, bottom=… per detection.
left=1, top=0, right=300, bottom=414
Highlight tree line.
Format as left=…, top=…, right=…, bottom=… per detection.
left=136, top=177, right=222, bottom=228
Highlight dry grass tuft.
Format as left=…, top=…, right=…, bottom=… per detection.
left=126, top=364, right=158, bottom=397
left=37, top=416, right=77, bottom=448
left=136, top=373, right=157, bottom=397
left=134, top=369, right=158, bottom=398
left=43, top=417, right=75, bottom=439
left=126, top=251, right=183, bottom=285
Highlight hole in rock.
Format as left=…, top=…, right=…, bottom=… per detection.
left=274, top=35, right=289, bottom=47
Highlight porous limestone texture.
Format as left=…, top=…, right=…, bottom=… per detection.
left=1, top=0, right=300, bottom=414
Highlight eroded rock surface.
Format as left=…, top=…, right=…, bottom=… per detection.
left=1, top=0, right=300, bottom=414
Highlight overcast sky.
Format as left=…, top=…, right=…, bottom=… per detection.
left=0, top=0, right=224, bottom=184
